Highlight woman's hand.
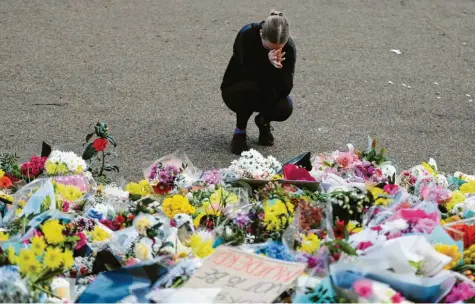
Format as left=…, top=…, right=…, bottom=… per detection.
left=268, top=49, right=286, bottom=69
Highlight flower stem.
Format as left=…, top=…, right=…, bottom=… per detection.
left=33, top=283, right=62, bottom=300
left=99, top=150, right=105, bottom=176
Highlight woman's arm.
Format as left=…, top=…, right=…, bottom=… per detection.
left=271, top=39, right=296, bottom=97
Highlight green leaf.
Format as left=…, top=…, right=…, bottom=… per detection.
left=82, top=143, right=97, bottom=160
left=85, top=133, right=94, bottom=143
left=65, top=236, right=80, bottom=242
left=107, top=136, right=117, bottom=147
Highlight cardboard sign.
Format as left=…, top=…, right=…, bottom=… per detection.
left=182, top=246, right=306, bottom=303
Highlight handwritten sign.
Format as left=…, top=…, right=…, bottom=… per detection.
left=182, top=246, right=306, bottom=303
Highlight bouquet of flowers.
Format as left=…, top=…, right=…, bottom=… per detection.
left=225, top=149, right=281, bottom=180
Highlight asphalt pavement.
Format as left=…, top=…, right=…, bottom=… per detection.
left=1, top=0, right=474, bottom=181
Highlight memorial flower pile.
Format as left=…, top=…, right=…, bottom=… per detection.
left=0, top=124, right=473, bottom=303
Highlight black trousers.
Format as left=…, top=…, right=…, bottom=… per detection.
left=221, top=81, right=293, bottom=130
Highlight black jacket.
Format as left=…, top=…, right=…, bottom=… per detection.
left=221, top=21, right=296, bottom=102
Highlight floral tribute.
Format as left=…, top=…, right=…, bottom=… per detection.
left=0, top=125, right=473, bottom=303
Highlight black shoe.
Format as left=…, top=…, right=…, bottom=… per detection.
left=255, top=115, right=274, bottom=146
left=231, top=133, right=249, bottom=155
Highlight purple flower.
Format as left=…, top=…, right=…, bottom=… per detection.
left=234, top=212, right=251, bottom=227
left=202, top=169, right=222, bottom=185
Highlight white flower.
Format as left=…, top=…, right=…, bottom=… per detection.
left=46, top=150, right=87, bottom=175
left=133, top=213, right=157, bottom=235
left=227, top=149, right=281, bottom=180
left=381, top=219, right=408, bottom=234
left=134, top=238, right=153, bottom=261
left=380, top=163, right=396, bottom=178
left=103, top=185, right=129, bottom=201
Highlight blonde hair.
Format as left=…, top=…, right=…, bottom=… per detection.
left=261, top=10, right=289, bottom=44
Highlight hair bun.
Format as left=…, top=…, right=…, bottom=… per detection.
left=270, top=10, right=283, bottom=17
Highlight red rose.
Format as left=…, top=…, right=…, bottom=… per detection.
left=92, top=138, right=108, bottom=152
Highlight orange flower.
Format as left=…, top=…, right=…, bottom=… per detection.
left=0, top=176, right=13, bottom=188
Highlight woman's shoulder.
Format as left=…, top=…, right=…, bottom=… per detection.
left=285, top=37, right=296, bottom=54
left=239, top=22, right=261, bottom=34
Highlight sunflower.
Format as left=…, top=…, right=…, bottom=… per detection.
left=44, top=247, right=63, bottom=269
left=30, top=235, right=46, bottom=255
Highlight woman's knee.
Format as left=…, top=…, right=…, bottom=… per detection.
left=273, top=96, right=293, bottom=121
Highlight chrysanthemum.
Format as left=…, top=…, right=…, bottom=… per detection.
left=41, top=220, right=66, bottom=244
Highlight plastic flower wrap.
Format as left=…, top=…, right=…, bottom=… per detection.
left=44, top=150, right=87, bottom=176
left=226, top=149, right=281, bottom=180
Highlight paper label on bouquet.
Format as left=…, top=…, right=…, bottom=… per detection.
left=182, top=246, right=306, bottom=303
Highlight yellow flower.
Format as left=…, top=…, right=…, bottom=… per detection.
left=263, top=199, right=294, bottom=231
left=0, top=231, right=9, bottom=241
left=460, top=178, right=475, bottom=194
left=434, top=244, right=462, bottom=270
left=41, top=220, right=66, bottom=244
left=189, top=234, right=214, bottom=258
left=446, top=191, right=466, bottom=210
left=7, top=246, right=17, bottom=263
left=210, top=188, right=239, bottom=206
left=0, top=169, right=4, bottom=177
left=347, top=221, right=363, bottom=234
left=16, top=208, right=23, bottom=216
left=271, top=174, right=283, bottom=180
left=125, top=180, right=152, bottom=197
left=133, top=214, right=155, bottom=235
left=0, top=192, right=14, bottom=203
left=56, top=163, right=69, bottom=174
left=91, top=226, right=110, bottom=242
left=368, top=186, right=391, bottom=206
left=440, top=215, right=461, bottom=225
left=44, top=247, right=63, bottom=269
left=422, top=162, right=437, bottom=177
left=31, top=236, right=46, bottom=255
left=62, top=249, right=74, bottom=270
left=45, top=161, right=58, bottom=175
left=20, top=259, right=42, bottom=275
left=56, top=184, right=83, bottom=202
left=162, top=195, right=195, bottom=219
left=297, top=234, right=321, bottom=254
left=192, top=206, right=223, bottom=228
left=134, top=239, right=153, bottom=261
left=18, top=249, right=36, bottom=265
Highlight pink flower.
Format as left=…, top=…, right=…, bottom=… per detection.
left=391, top=292, right=405, bottom=303
left=62, top=201, right=70, bottom=212
left=336, top=151, right=358, bottom=169
left=353, top=279, right=373, bottom=298
left=75, top=232, right=87, bottom=250
left=414, top=218, right=437, bottom=234
left=387, top=231, right=403, bottom=239
left=370, top=226, right=382, bottom=232
left=383, top=184, right=400, bottom=195
left=357, top=241, right=373, bottom=251
left=420, top=184, right=450, bottom=204
left=126, top=258, right=137, bottom=266
left=396, top=209, right=439, bottom=224
left=444, top=282, right=475, bottom=303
